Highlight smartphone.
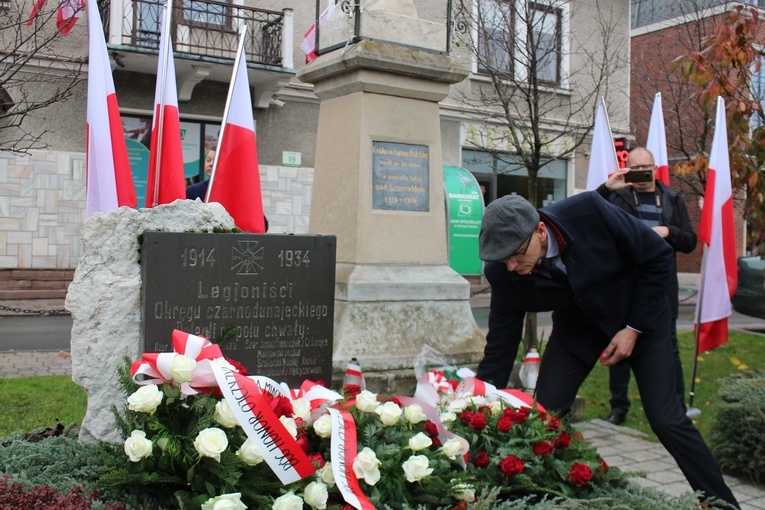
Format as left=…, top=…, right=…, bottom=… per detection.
left=625, top=169, right=653, bottom=183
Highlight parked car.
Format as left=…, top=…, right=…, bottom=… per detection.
left=731, top=256, right=765, bottom=319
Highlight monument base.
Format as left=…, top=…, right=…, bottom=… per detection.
left=331, top=263, right=485, bottom=376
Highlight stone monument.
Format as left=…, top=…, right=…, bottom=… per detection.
left=297, top=1, right=485, bottom=388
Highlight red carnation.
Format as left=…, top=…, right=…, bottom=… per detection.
left=497, top=416, right=513, bottom=433
left=599, top=458, right=609, bottom=473
left=309, top=452, right=325, bottom=468
left=569, top=462, right=593, bottom=486
left=531, top=440, right=554, bottom=456
left=499, top=455, right=525, bottom=476
left=423, top=420, right=439, bottom=438
left=469, top=412, right=488, bottom=431
left=296, top=437, right=309, bottom=453
left=554, top=432, right=572, bottom=449
left=546, top=416, right=561, bottom=431
left=473, top=451, right=490, bottom=468
left=270, top=396, right=294, bottom=418
left=459, top=410, right=475, bottom=424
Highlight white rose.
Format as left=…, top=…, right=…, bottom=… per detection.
left=489, top=400, right=503, bottom=415
left=124, top=430, right=152, bottom=462
left=404, top=404, right=427, bottom=424
left=439, top=410, right=457, bottom=424
left=352, top=447, right=381, bottom=486
left=453, top=484, right=476, bottom=502
left=448, top=398, right=469, bottom=414
left=194, top=427, right=229, bottom=462
left=272, top=491, right=303, bottom=510
left=313, top=414, right=333, bottom=438
left=468, top=395, right=487, bottom=407
left=303, top=481, right=329, bottom=510
left=408, top=432, right=433, bottom=451
left=127, top=384, right=163, bottom=414
left=170, top=354, right=197, bottom=383
left=279, top=416, right=298, bottom=439
left=237, top=439, right=264, bottom=466
left=201, top=492, right=248, bottom=510
left=292, top=398, right=311, bottom=422
left=440, top=438, right=464, bottom=460
left=316, top=462, right=335, bottom=487
left=375, top=401, right=402, bottom=426
left=214, top=400, right=239, bottom=428
left=355, top=390, right=380, bottom=413
left=402, top=455, right=433, bottom=483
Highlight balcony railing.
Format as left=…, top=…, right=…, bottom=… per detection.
left=107, top=0, right=289, bottom=67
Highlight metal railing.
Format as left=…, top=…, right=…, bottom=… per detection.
left=111, top=0, right=285, bottom=65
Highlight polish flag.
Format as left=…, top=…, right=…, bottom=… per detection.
left=299, top=1, right=341, bottom=64
left=27, top=0, right=84, bottom=34
left=85, top=0, right=136, bottom=217
left=646, top=92, right=670, bottom=185
left=695, top=97, right=738, bottom=352
left=145, top=1, right=185, bottom=208
left=206, top=29, right=266, bottom=233
left=586, top=97, right=619, bottom=190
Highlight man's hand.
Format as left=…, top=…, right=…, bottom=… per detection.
left=599, top=327, right=640, bottom=367
left=652, top=225, right=669, bottom=238
left=604, top=167, right=632, bottom=191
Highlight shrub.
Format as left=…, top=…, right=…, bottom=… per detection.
left=708, top=370, right=765, bottom=484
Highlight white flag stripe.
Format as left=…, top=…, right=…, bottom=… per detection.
left=646, top=93, right=668, bottom=167
left=586, top=98, right=619, bottom=190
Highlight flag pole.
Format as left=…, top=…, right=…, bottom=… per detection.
left=152, top=0, right=173, bottom=207
left=687, top=246, right=709, bottom=418
left=205, top=24, right=248, bottom=203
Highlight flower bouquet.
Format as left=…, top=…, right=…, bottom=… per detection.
left=100, top=330, right=628, bottom=509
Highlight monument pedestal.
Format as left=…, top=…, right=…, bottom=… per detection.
left=298, top=39, right=484, bottom=388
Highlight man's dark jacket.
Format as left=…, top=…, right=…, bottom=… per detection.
left=477, top=191, right=674, bottom=388
left=595, top=181, right=697, bottom=318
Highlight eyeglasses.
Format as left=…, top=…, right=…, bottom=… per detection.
left=506, top=233, right=534, bottom=261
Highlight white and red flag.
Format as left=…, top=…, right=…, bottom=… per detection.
left=646, top=92, right=670, bottom=185
left=586, top=97, right=619, bottom=191
left=299, top=1, right=341, bottom=64
left=28, top=0, right=84, bottom=34
left=84, top=0, right=136, bottom=217
left=206, top=27, right=266, bottom=233
left=145, top=0, right=185, bottom=208
left=695, top=97, right=738, bottom=352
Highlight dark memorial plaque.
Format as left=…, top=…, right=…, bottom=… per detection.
left=372, top=141, right=429, bottom=211
left=141, top=232, right=336, bottom=387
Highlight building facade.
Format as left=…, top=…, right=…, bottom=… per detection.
left=0, top=0, right=630, bottom=297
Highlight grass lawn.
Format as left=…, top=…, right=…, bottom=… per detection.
left=1, top=329, right=763, bottom=442
left=576, top=329, right=765, bottom=442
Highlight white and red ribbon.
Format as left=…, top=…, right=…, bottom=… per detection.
left=212, top=363, right=316, bottom=485
left=327, top=408, right=376, bottom=510
left=462, top=377, right=546, bottom=413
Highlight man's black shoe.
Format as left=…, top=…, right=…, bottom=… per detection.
left=605, top=409, right=627, bottom=425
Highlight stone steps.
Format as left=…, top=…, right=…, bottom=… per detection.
left=0, top=269, right=74, bottom=300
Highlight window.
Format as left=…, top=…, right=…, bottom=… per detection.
left=476, top=1, right=564, bottom=86
left=477, top=0, right=514, bottom=75
left=528, top=3, right=561, bottom=84
left=462, top=149, right=567, bottom=206
left=182, top=0, right=230, bottom=28
left=751, top=56, right=765, bottom=130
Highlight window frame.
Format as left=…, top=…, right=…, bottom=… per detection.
left=527, top=2, right=562, bottom=86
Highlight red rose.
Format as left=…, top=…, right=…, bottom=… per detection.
left=499, top=455, right=525, bottom=476
left=478, top=405, right=493, bottom=415
left=423, top=420, right=439, bottom=438
left=460, top=410, right=475, bottom=424
left=506, top=409, right=529, bottom=424
left=537, top=411, right=548, bottom=422
left=225, top=357, right=248, bottom=376
left=473, top=451, right=490, bottom=468
left=448, top=379, right=459, bottom=390
left=269, top=396, right=294, bottom=418
left=569, top=462, right=593, bottom=486
left=599, top=458, right=609, bottom=473
left=469, top=413, right=488, bottom=431
left=343, top=384, right=362, bottom=397
left=388, top=397, right=404, bottom=407
left=531, top=440, right=554, bottom=456
left=431, top=436, right=442, bottom=447
left=497, top=416, right=513, bottom=433
left=546, top=416, right=561, bottom=431
left=554, top=432, right=572, bottom=449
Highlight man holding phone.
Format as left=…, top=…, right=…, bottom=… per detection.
left=597, top=147, right=697, bottom=425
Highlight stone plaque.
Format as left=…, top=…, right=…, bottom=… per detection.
left=141, top=232, right=336, bottom=387
left=372, top=141, right=429, bottom=211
